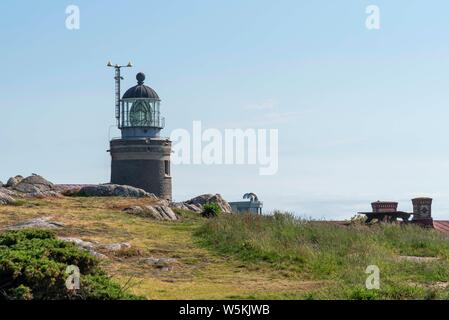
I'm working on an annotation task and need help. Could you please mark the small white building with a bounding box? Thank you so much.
[229,193,263,214]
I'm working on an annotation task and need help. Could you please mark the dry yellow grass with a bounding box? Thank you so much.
[0,197,322,299]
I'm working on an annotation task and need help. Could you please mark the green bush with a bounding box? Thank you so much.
[201,203,221,218]
[0,229,139,300]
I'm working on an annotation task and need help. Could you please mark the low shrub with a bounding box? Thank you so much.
[0,229,140,300]
[201,203,221,218]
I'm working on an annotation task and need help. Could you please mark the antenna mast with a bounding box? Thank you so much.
[107,61,133,125]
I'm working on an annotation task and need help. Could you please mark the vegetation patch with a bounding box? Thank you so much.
[5,197,449,300]
[0,229,140,300]
[201,203,221,218]
[195,212,449,299]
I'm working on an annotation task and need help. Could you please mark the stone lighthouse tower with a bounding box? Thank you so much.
[108,66,172,200]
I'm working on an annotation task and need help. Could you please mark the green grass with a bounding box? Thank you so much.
[195,212,449,299]
[7,199,35,207]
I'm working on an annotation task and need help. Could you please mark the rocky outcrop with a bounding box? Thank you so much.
[77,184,156,198]
[59,237,132,259]
[6,175,24,188]
[0,188,16,205]
[12,175,59,197]
[0,174,61,200]
[144,257,177,271]
[56,184,92,195]
[59,237,97,250]
[1,174,162,202]
[5,217,65,230]
[171,194,232,213]
[171,202,202,213]
[101,242,132,251]
[123,204,178,221]
[59,237,107,259]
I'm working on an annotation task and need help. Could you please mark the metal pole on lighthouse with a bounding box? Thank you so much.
[107,61,132,126]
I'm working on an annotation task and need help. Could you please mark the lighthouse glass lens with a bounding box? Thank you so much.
[129,101,151,126]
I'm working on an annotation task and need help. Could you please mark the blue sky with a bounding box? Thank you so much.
[1,1,449,219]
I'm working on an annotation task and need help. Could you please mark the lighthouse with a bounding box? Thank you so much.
[107,63,172,200]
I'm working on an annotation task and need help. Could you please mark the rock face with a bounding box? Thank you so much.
[59,237,97,251]
[101,242,132,251]
[172,194,232,213]
[78,184,156,198]
[59,237,107,259]
[144,257,177,271]
[6,217,65,230]
[171,202,202,213]
[6,175,24,188]
[0,174,60,200]
[13,175,57,196]
[1,174,160,201]
[0,188,16,205]
[58,237,132,259]
[124,204,178,221]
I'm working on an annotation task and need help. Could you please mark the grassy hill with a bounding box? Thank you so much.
[2,197,449,299]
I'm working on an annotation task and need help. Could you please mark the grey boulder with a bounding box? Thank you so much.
[58,237,131,258]
[59,237,97,251]
[59,237,107,259]
[78,184,156,198]
[102,242,132,251]
[6,217,65,230]
[171,202,203,213]
[6,175,24,188]
[124,204,178,221]
[172,194,232,213]
[144,257,177,270]
[13,175,56,196]
[0,188,16,205]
